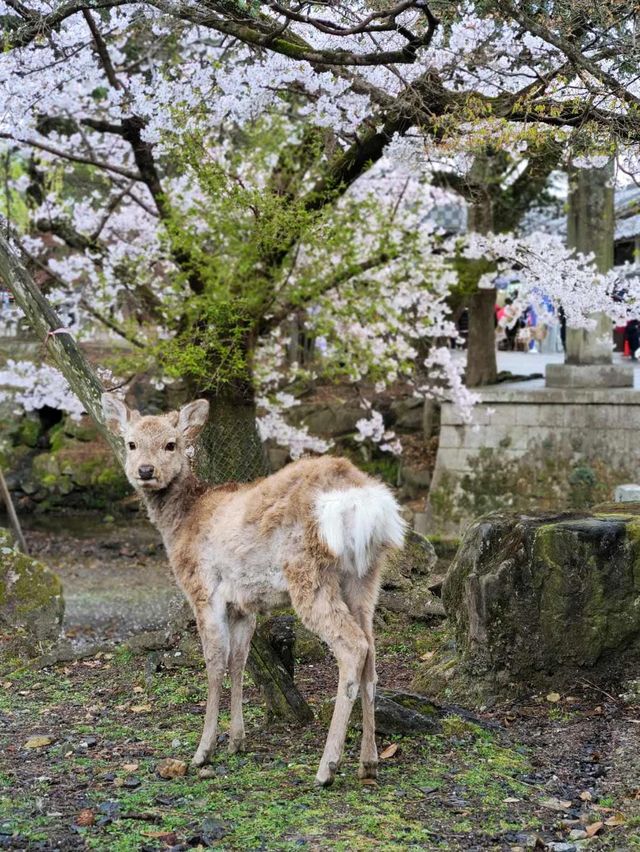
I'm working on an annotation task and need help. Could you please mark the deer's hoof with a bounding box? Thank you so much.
[191,747,214,767]
[314,761,338,788]
[358,760,378,780]
[228,736,245,755]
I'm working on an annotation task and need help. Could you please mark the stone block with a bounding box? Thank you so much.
[515,406,540,426]
[438,425,464,450]
[485,406,516,428]
[441,508,640,692]
[546,363,634,388]
[615,484,640,502]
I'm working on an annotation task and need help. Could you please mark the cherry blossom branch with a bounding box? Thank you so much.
[497,1,640,112]
[82,8,123,90]
[147,0,438,66]
[6,0,131,48]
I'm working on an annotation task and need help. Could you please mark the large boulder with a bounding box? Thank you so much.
[418,508,640,700]
[0,528,64,657]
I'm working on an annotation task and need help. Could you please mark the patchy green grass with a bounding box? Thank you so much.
[0,649,552,852]
[1,619,638,851]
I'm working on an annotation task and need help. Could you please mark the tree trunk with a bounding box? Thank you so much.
[196,383,269,484]
[246,622,314,724]
[0,233,312,725]
[465,161,497,387]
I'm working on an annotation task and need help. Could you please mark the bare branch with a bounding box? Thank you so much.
[0,132,141,181]
[82,8,123,89]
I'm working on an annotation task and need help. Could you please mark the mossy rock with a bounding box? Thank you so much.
[0,528,64,654]
[378,582,445,621]
[17,415,41,448]
[382,529,437,589]
[62,414,99,443]
[319,688,443,735]
[294,623,326,663]
[28,436,127,507]
[440,508,640,694]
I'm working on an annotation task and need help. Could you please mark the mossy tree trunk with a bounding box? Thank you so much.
[0,234,312,724]
[196,381,269,485]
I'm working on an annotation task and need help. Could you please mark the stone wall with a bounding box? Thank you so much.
[427,387,640,534]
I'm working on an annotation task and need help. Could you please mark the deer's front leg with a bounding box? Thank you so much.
[228,610,256,755]
[192,600,229,767]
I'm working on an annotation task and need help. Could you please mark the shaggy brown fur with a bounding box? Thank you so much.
[102,394,404,786]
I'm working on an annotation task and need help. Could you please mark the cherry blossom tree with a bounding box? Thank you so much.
[1,0,639,473]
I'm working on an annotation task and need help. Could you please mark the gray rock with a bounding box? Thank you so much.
[267,446,289,472]
[568,830,588,840]
[390,397,424,430]
[399,466,431,498]
[546,844,576,852]
[378,586,445,620]
[442,508,640,686]
[321,688,443,736]
[287,403,364,437]
[383,529,437,584]
[0,528,64,653]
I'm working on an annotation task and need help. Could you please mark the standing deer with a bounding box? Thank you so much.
[102,394,405,786]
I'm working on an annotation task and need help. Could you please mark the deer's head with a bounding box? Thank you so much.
[102,394,209,491]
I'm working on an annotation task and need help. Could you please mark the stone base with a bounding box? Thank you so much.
[427,385,640,534]
[546,362,633,388]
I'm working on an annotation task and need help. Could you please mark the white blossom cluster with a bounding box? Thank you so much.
[0,2,637,459]
[0,360,85,419]
[255,393,332,459]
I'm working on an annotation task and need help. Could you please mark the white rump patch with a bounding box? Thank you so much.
[314,484,406,576]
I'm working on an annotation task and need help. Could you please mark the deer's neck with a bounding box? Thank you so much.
[140,471,209,548]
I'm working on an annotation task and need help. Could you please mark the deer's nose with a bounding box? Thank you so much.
[138,465,155,480]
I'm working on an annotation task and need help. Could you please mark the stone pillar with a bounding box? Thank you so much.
[546,162,633,388]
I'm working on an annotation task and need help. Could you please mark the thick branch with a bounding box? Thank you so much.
[7,0,130,48]
[0,132,140,181]
[0,231,123,461]
[148,0,437,66]
[82,8,122,89]
[497,1,640,112]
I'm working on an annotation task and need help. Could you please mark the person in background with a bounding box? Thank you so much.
[499,297,521,351]
[625,319,640,360]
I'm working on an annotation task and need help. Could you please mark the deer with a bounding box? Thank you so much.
[102,393,405,787]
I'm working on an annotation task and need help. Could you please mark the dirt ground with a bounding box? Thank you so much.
[1,519,640,851]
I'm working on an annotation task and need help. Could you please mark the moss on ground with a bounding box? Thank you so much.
[1,612,638,851]
[0,647,550,851]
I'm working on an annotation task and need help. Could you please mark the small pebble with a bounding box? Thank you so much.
[198,767,216,779]
[569,830,588,840]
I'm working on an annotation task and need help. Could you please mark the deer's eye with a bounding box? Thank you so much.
[165,441,176,452]
[128,441,136,451]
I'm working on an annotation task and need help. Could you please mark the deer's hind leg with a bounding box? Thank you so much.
[343,571,380,780]
[287,564,368,787]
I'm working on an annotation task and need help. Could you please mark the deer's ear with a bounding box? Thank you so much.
[102,393,137,436]
[178,399,209,440]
